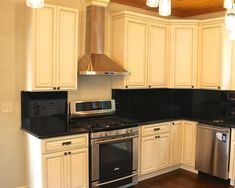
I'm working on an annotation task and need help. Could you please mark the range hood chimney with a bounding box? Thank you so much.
[78,6,129,75]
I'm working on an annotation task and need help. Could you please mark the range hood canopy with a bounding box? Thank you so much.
[78,5,129,76]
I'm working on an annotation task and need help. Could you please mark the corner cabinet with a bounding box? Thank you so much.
[26,134,89,188]
[111,11,169,89]
[170,22,197,88]
[25,4,78,91]
[198,18,232,90]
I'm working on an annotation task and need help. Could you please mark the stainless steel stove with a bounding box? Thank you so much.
[69,99,139,188]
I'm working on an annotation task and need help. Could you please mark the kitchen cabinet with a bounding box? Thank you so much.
[25,4,78,91]
[140,122,170,175]
[111,11,169,89]
[198,18,232,90]
[170,22,197,88]
[26,134,89,188]
[229,129,235,180]
[170,121,183,166]
[182,121,197,167]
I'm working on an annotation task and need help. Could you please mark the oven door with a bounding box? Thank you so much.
[91,135,138,188]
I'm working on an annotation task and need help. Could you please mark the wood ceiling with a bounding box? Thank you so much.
[110,0,225,17]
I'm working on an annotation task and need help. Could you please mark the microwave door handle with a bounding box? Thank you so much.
[93,135,138,145]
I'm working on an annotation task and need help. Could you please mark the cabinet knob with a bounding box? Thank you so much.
[53,87,56,90]
[218,86,221,89]
[172,122,175,125]
[57,87,60,90]
[154,128,160,131]
[155,136,160,139]
[192,86,194,88]
[68,152,71,155]
[149,86,151,88]
[125,86,128,89]
[64,152,67,156]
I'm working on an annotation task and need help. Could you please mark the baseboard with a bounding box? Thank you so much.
[17,185,27,188]
[180,164,198,174]
[230,179,234,186]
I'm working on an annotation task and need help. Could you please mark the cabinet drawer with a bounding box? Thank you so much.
[141,122,170,136]
[42,134,88,153]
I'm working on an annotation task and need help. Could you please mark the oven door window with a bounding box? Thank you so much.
[99,139,133,181]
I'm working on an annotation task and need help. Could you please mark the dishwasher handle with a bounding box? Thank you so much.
[198,124,230,133]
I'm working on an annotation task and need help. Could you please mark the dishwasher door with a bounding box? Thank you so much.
[195,124,230,179]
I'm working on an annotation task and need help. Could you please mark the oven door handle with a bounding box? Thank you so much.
[93,172,138,187]
[93,135,138,145]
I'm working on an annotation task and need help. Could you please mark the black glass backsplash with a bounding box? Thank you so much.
[21,91,68,137]
[112,89,235,123]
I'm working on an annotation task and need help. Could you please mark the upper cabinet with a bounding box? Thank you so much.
[170,22,197,88]
[111,12,169,89]
[198,18,232,90]
[25,4,78,91]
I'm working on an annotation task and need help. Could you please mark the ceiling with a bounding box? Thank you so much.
[110,0,225,17]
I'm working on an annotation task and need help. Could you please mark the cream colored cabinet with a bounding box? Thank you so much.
[198,18,232,90]
[111,11,169,89]
[170,121,183,166]
[182,121,197,167]
[26,134,89,188]
[170,23,197,88]
[148,22,169,88]
[25,4,78,91]
[229,129,235,179]
[140,122,170,175]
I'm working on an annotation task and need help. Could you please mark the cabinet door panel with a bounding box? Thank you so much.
[57,7,78,89]
[34,5,56,89]
[172,26,196,88]
[126,19,147,87]
[157,133,170,170]
[200,26,221,88]
[182,121,196,167]
[43,152,65,188]
[170,122,183,166]
[148,23,168,87]
[69,148,89,188]
[140,136,156,174]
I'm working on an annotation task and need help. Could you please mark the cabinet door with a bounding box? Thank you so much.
[148,23,168,88]
[171,25,197,88]
[198,24,221,89]
[156,133,170,170]
[69,148,89,188]
[125,19,148,87]
[43,152,66,188]
[140,135,156,174]
[33,5,56,90]
[170,121,183,166]
[57,7,78,89]
[182,121,197,167]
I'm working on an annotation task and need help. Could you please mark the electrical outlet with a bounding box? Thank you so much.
[2,102,13,113]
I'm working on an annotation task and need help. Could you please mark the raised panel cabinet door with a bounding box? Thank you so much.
[171,25,197,88]
[57,7,78,89]
[148,23,168,88]
[156,133,170,170]
[69,148,89,188]
[182,121,197,167]
[170,121,183,166]
[126,19,148,87]
[43,152,66,188]
[34,5,56,90]
[140,136,156,174]
[199,25,221,89]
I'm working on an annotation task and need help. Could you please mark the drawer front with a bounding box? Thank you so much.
[142,122,170,136]
[42,134,88,153]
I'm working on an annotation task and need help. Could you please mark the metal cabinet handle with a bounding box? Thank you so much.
[62,141,71,146]
[154,128,160,131]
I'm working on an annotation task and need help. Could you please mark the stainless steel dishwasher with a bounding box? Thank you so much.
[195,123,230,179]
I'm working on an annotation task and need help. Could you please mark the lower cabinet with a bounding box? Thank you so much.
[140,122,171,175]
[140,120,197,176]
[26,133,89,188]
[43,148,88,188]
[182,121,197,167]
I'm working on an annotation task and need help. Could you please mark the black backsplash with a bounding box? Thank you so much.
[112,89,235,124]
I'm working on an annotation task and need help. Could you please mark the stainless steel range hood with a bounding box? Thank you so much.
[78,6,129,76]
